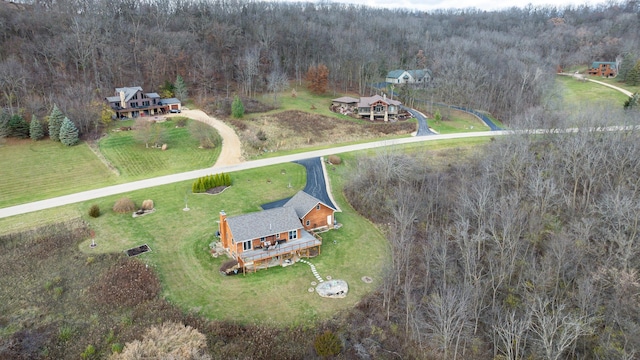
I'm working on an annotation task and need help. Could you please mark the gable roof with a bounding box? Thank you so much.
[160,98,181,105]
[358,94,402,108]
[386,70,408,79]
[332,96,360,104]
[284,191,336,219]
[226,206,302,243]
[590,61,617,69]
[115,87,143,102]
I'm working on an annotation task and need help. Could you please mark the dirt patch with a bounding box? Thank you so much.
[232,110,416,158]
[205,185,228,195]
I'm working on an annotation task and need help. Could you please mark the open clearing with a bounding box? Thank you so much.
[228,110,416,158]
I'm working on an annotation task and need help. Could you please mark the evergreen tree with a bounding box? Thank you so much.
[626,61,640,86]
[48,104,64,142]
[192,180,199,193]
[29,115,44,141]
[160,80,174,98]
[174,75,187,101]
[617,53,637,82]
[9,114,29,138]
[224,173,231,186]
[59,117,79,146]
[231,96,244,118]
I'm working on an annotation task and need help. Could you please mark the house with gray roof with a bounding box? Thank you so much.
[385,69,432,85]
[588,61,617,77]
[105,86,181,119]
[218,191,336,273]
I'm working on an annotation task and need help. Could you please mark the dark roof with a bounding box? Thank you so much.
[226,207,302,243]
[160,98,181,105]
[106,96,120,103]
[284,191,336,219]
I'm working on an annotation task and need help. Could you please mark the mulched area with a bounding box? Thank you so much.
[205,186,228,195]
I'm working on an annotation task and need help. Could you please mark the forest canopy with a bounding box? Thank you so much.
[0,0,638,136]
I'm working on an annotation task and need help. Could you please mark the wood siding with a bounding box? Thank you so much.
[301,203,334,230]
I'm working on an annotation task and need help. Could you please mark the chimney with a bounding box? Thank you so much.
[219,211,228,248]
[119,91,126,108]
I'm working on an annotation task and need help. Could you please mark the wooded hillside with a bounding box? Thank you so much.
[0,0,638,135]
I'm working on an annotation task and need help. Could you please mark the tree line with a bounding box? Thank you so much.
[0,0,638,138]
[343,107,640,359]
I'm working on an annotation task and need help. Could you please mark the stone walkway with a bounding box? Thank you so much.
[299,259,324,283]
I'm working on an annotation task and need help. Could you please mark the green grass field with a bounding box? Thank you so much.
[99,119,220,180]
[66,161,388,326]
[0,118,220,208]
[555,75,630,108]
[0,139,118,208]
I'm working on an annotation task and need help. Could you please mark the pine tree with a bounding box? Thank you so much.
[192,180,199,193]
[231,96,244,118]
[627,61,640,86]
[617,53,637,82]
[30,115,44,141]
[174,75,188,101]
[48,105,64,142]
[9,114,29,138]
[59,117,79,146]
[224,173,231,186]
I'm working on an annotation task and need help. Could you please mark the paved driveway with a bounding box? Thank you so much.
[261,157,338,210]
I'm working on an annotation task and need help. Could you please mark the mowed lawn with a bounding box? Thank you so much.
[0,118,220,208]
[99,119,220,180]
[0,139,118,208]
[555,75,630,108]
[70,161,388,326]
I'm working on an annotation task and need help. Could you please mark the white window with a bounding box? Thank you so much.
[288,230,297,240]
[243,241,252,251]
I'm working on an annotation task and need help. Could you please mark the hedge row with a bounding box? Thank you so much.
[192,172,232,193]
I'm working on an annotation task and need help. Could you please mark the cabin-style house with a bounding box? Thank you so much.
[357,94,402,121]
[105,86,181,119]
[218,191,337,273]
[588,62,617,77]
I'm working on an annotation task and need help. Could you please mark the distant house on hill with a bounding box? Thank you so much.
[385,69,432,85]
[105,86,181,119]
[588,62,617,77]
[218,190,337,273]
[332,94,402,121]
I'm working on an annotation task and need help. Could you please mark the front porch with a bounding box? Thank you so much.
[239,231,322,273]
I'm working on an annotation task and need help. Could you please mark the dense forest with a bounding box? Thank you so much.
[0,0,639,136]
[3,0,640,358]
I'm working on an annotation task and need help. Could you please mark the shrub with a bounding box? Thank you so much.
[111,343,124,354]
[140,199,154,210]
[113,198,136,214]
[9,114,29,138]
[231,95,245,118]
[88,204,100,218]
[314,330,342,357]
[111,322,209,359]
[80,344,96,359]
[58,325,74,342]
[327,155,341,165]
[256,129,267,141]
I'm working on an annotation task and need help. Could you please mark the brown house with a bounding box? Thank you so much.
[105,86,181,119]
[588,62,618,77]
[218,191,337,273]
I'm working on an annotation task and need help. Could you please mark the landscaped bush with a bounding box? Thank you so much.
[327,155,341,165]
[314,330,342,357]
[113,198,136,214]
[88,204,100,218]
[192,172,232,193]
